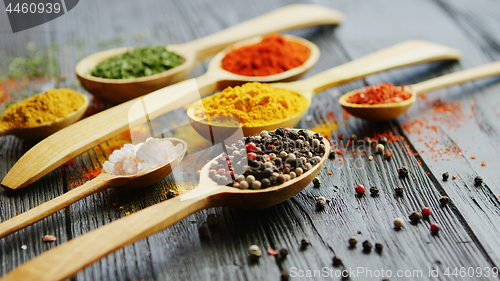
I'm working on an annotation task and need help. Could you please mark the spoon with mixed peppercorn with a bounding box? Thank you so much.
[75,4,344,103]
[187,40,462,139]
[339,60,500,121]
[1,129,330,281]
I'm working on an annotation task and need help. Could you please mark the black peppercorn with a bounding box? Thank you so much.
[395,187,404,196]
[349,134,357,141]
[279,248,288,259]
[474,176,483,186]
[398,166,409,179]
[379,137,388,145]
[439,195,450,206]
[362,240,372,252]
[409,211,422,224]
[442,172,449,181]
[348,236,357,247]
[328,151,336,159]
[280,270,290,281]
[166,189,178,199]
[313,177,321,188]
[332,255,342,266]
[370,186,379,196]
[301,238,310,249]
[375,243,383,253]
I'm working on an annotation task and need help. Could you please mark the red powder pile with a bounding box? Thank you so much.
[346,83,412,105]
[221,34,310,76]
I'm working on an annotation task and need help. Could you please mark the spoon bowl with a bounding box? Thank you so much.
[339,61,500,121]
[0,138,187,239]
[0,93,90,140]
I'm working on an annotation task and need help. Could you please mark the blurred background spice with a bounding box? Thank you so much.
[91,46,184,79]
[221,34,310,76]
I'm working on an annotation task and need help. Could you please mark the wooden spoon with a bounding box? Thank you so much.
[339,61,500,121]
[0,94,89,140]
[0,138,187,239]
[75,4,344,104]
[187,40,463,139]
[0,133,329,281]
[1,40,461,191]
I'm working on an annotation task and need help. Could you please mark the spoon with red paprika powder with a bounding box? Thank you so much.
[339,60,500,121]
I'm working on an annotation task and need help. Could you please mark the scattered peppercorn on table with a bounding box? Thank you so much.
[2,0,500,280]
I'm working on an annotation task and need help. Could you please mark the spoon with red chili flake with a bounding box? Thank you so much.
[339,61,500,121]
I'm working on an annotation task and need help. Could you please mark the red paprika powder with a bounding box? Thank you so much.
[221,34,310,76]
[346,83,412,105]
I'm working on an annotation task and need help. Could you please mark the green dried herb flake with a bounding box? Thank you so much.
[91,46,184,79]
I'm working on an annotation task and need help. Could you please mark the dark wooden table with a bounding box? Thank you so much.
[2,0,500,280]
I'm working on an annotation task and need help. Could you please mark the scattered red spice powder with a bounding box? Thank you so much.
[346,83,412,105]
[471,155,476,159]
[452,175,457,179]
[221,34,310,76]
[327,172,333,175]
[83,167,101,180]
[267,247,279,256]
[481,161,486,166]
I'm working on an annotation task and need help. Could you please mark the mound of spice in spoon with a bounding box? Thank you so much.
[91,46,184,79]
[0,89,85,129]
[208,128,326,189]
[221,33,310,76]
[193,82,308,127]
[346,83,412,104]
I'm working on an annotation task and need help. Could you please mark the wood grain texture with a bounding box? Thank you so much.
[2,0,500,280]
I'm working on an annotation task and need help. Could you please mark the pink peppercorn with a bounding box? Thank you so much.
[355,184,365,196]
[430,223,441,233]
[422,207,431,217]
[246,142,257,152]
[247,152,257,161]
[217,168,226,174]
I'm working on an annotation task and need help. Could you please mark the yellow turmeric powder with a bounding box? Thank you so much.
[194,82,308,127]
[1,89,85,129]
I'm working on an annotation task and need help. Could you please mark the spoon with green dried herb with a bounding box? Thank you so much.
[75,4,344,103]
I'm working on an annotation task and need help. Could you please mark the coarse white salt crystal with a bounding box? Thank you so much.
[103,138,183,176]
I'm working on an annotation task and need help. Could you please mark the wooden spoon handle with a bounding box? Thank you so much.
[411,61,500,94]
[182,4,344,59]
[302,40,462,94]
[1,77,215,191]
[0,195,212,281]
[0,173,115,238]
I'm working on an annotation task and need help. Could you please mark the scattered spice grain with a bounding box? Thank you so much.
[332,255,342,266]
[442,172,449,181]
[474,176,483,186]
[355,184,365,196]
[42,234,57,242]
[301,238,310,249]
[316,196,327,210]
[348,236,358,247]
[422,207,431,217]
[409,211,422,224]
[376,143,385,154]
[394,187,404,196]
[375,243,383,253]
[370,186,379,196]
[394,218,404,229]
[439,196,450,206]
[398,166,409,178]
[249,245,262,261]
[279,248,288,259]
[430,223,441,234]
[313,177,321,188]
[362,240,373,252]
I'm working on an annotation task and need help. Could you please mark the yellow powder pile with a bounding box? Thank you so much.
[1,89,85,129]
[196,82,308,127]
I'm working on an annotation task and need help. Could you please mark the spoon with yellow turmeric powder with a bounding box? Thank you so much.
[0,89,89,140]
[187,40,462,139]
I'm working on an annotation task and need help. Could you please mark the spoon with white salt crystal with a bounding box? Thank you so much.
[0,137,187,239]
